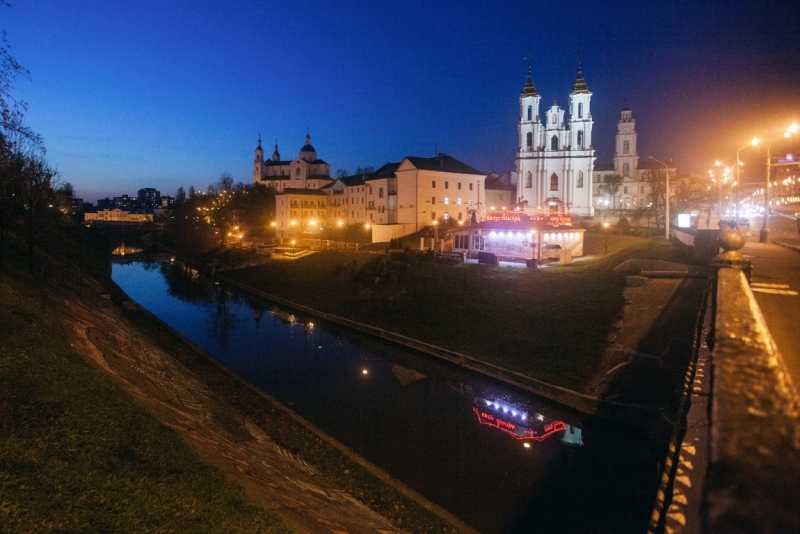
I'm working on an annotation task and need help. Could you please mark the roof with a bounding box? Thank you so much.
[571,67,590,94]
[367,162,401,180]
[405,154,484,175]
[485,171,515,191]
[300,143,316,153]
[594,163,616,172]
[521,70,539,97]
[337,175,366,187]
[278,188,329,196]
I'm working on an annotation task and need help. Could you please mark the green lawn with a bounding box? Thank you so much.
[228,233,692,392]
[0,257,294,533]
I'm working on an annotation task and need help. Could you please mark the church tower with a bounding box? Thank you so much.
[515,66,595,217]
[253,138,264,183]
[613,108,638,180]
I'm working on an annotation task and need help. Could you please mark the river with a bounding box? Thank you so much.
[112,257,663,533]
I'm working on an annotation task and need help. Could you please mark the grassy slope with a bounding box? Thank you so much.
[0,248,293,533]
[229,232,692,392]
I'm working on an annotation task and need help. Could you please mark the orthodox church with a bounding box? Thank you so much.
[515,67,595,217]
[252,134,332,192]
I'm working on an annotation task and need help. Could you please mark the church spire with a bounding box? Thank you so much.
[522,68,539,96]
[572,50,590,94]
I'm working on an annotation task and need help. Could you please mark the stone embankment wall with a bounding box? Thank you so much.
[706,267,800,533]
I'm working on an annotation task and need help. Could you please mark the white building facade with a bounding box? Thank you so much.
[515,68,595,217]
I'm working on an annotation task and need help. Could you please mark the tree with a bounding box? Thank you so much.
[645,168,669,230]
[18,145,58,272]
[175,186,186,205]
[335,168,348,178]
[602,174,623,209]
[188,185,196,198]
[355,166,374,175]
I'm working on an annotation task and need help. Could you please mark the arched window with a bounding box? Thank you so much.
[295,167,301,177]
[577,131,583,148]
[623,163,630,177]
[578,102,583,118]
[551,135,559,150]
[526,132,533,149]
[550,173,558,191]
[623,140,630,154]
[526,171,532,188]
[577,171,584,188]
[527,106,532,121]
[551,113,557,124]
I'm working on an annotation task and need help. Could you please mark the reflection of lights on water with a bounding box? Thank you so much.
[523,442,531,449]
[308,322,314,329]
[537,414,545,421]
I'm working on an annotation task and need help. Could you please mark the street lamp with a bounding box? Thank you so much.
[432,220,439,251]
[603,222,609,254]
[648,156,671,239]
[735,138,759,230]
[756,124,797,243]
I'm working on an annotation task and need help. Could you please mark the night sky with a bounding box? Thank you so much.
[6,0,800,203]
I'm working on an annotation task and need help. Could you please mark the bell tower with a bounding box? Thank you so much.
[253,137,264,183]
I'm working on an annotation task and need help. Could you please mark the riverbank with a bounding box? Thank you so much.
[220,234,706,419]
[0,233,470,533]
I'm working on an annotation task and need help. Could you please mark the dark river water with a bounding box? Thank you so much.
[112,257,664,533]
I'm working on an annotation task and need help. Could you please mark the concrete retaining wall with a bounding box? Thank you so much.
[707,268,800,532]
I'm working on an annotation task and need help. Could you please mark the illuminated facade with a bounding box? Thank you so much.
[252,134,332,192]
[592,108,677,210]
[515,67,595,217]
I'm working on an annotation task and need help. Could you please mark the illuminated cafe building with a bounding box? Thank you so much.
[450,210,585,265]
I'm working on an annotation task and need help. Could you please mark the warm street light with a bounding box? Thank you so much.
[648,156,671,239]
[734,138,759,230]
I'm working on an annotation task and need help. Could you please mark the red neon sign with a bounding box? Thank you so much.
[472,406,566,441]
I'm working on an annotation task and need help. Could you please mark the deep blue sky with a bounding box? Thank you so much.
[6,0,800,202]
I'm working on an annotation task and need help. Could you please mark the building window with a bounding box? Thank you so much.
[445,182,449,189]
[640,185,645,194]
[469,183,473,190]
[444,197,449,205]
[458,212,463,220]
[432,180,436,188]
[379,187,384,198]
[550,173,558,191]
[444,212,449,220]
[623,163,630,177]
[624,186,628,194]
[458,182,461,190]
[469,199,472,206]
[457,198,462,204]
[431,212,436,220]
[551,135,558,150]
[526,171,532,188]
[527,105,532,121]
[295,168,300,177]
[623,140,630,154]
[526,132,532,149]
[431,196,435,204]
[577,130,583,147]
[578,102,583,118]
[551,113,556,124]
[577,171,584,188]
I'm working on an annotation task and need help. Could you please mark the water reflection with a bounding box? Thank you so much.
[112,259,661,534]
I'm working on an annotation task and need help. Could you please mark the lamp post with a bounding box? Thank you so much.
[735,138,759,231]
[757,124,798,243]
[648,156,671,239]
[603,222,609,254]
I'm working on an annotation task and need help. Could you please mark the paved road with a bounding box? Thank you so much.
[741,211,800,393]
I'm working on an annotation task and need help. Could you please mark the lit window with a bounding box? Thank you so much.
[457,198,462,204]
[444,197,449,205]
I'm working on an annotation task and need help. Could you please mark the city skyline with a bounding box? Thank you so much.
[6,0,800,202]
